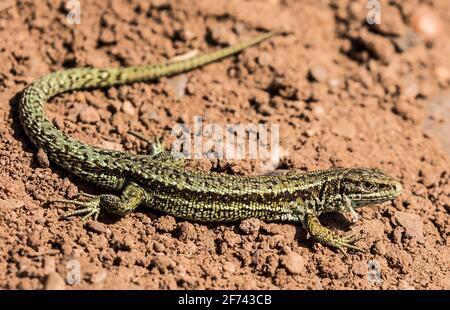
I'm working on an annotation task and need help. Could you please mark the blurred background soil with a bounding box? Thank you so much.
[0,0,449,289]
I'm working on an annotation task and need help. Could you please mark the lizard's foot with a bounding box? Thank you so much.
[304,214,365,255]
[49,182,146,222]
[326,233,365,255]
[50,196,101,222]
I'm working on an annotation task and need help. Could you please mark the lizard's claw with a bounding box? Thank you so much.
[49,196,101,222]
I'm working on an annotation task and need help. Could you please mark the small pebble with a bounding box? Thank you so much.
[257,52,272,66]
[373,240,387,256]
[223,261,237,274]
[176,29,196,42]
[176,222,197,241]
[107,87,118,99]
[78,106,100,124]
[86,221,107,234]
[65,185,78,200]
[90,270,108,284]
[239,218,261,235]
[121,101,135,116]
[223,230,241,247]
[282,252,305,275]
[309,65,328,83]
[411,6,442,40]
[154,216,176,233]
[151,256,175,273]
[153,242,165,253]
[398,280,415,290]
[312,105,325,117]
[393,100,413,120]
[99,29,116,44]
[434,67,449,83]
[208,25,234,45]
[250,89,270,108]
[27,230,41,249]
[392,211,425,243]
[167,74,188,99]
[171,50,199,62]
[328,78,340,89]
[399,77,419,99]
[36,149,50,168]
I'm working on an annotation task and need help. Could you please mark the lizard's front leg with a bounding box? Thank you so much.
[304,214,364,255]
[50,182,146,221]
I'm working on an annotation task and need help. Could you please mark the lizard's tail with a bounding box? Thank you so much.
[116,30,278,84]
[58,30,278,89]
[19,31,277,171]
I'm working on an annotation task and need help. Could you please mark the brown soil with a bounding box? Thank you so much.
[0,0,449,290]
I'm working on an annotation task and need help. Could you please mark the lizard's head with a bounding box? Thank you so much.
[340,168,402,208]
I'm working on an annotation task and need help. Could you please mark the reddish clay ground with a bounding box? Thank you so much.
[0,0,449,289]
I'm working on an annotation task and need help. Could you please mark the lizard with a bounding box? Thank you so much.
[19,30,403,254]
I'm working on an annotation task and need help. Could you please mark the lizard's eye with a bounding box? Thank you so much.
[361,181,375,192]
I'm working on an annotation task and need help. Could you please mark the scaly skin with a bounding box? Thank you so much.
[19,31,403,253]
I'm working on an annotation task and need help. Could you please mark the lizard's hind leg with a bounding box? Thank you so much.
[50,182,146,221]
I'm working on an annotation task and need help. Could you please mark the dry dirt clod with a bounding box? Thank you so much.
[0,198,24,210]
[36,148,50,168]
[44,273,66,290]
[411,6,443,40]
[78,107,101,124]
[175,222,197,241]
[154,216,176,233]
[392,211,425,244]
[86,221,107,234]
[282,252,305,275]
[239,218,261,235]
[167,74,188,99]
[308,65,328,83]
